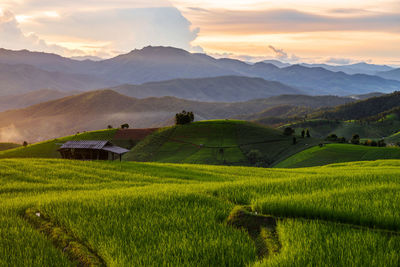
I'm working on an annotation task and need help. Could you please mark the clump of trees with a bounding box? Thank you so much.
[363,139,386,147]
[175,110,194,125]
[107,125,113,129]
[121,123,129,129]
[325,134,346,143]
[22,141,28,147]
[283,127,295,136]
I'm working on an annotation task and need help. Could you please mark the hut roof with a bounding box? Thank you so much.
[102,146,130,154]
[59,140,129,155]
[60,140,110,150]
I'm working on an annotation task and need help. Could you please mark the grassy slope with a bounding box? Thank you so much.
[0,142,21,151]
[0,129,117,159]
[124,120,320,166]
[286,118,400,139]
[1,159,400,266]
[275,143,400,168]
[387,131,400,144]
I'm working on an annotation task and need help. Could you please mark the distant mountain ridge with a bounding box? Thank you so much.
[0,89,78,112]
[377,68,400,82]
[0,46,399,97]
[112,76,303,102]
[0,62,113,96]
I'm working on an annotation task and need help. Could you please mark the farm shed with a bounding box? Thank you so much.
[58,140,129,161]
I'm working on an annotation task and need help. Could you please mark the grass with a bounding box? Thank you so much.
[125,120,319,166]
[0,142,21,151]
[0,129,117,159]
[1,158,400,265]
[275,143,400,168]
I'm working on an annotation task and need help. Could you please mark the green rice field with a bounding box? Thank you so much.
[1,158,400,266]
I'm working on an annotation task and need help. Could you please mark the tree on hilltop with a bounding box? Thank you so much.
[175,110,194,125]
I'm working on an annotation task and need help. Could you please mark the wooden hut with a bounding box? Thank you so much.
[58,140,129,161]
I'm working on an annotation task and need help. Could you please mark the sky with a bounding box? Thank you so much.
[0,0,399,65]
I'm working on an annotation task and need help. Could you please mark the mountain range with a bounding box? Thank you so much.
[0,46,399,98]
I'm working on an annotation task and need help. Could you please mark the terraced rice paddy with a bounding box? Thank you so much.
[1,158,400,266]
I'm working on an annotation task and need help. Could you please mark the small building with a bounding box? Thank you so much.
[58,140,129,161]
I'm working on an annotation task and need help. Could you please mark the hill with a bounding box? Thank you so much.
[386,131,400,144]
[0,142,20,151]
[0,90,355,143]
[125,120,320,166]
[0,47,399,97]
[316,91,400,121]
[2,158,400,265]
[275,144,400,168]
[276,92,400,140]
[112,76,303,102]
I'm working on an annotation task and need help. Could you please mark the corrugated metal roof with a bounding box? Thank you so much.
[60,140,110,150]
[102,146,130,154]
[59,140,130,155]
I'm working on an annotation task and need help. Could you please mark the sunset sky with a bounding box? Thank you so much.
[0,0,399,65]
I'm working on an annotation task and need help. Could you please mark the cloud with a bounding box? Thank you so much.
[268,45,300,63]
[0,9,83,55]
[188,8,400,34]
[268,45,288,59]
[325,57,353,65]
[7,6,202,56]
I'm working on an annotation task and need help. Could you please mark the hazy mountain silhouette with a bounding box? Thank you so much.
[377,68,400,81]
[112,76,303,102]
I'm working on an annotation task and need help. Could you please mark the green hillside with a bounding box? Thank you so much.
[286,118,400,139]
[0,142,21,151]
[124,120,320,166]
[276,143,400,168]
[2,159,400,266]
[0,129,117,159]
[386,131,400,144]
